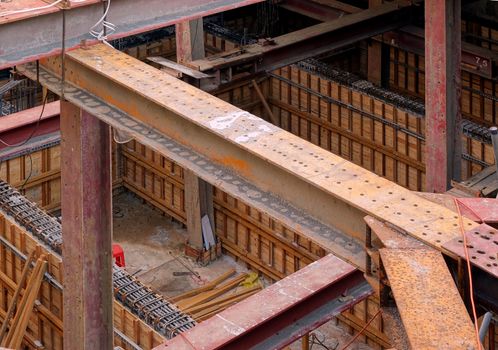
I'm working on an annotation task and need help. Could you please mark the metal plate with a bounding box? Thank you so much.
[442,223,498,278]
[365,216,425,249]
[456,198,498,224]
[380,248,478,350]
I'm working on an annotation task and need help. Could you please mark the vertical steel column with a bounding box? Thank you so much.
[425,0,462,192]
[61,101,113,349]
[176,21,193,64]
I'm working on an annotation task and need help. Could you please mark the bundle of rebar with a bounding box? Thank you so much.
[298,58,426,116]
[0,179,196,339]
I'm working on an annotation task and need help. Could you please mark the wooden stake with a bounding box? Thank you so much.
[0,251,35,343]
[169,268,235,303]
[251,80,278,125]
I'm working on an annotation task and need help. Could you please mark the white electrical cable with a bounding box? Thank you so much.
[89,0,116,47]
[0,0,64,17]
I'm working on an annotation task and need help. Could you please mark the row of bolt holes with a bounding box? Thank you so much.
[458,231,498,267]
[263,140,474,243]
[55,60,472,242]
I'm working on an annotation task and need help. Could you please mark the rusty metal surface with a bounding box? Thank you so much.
[424,0,462,192]
[18,44,481,260]
[154,254,371,350]
[380,248,478,350]
[0,0,264,69]
[442,223,498,278]
[60,102,113,349]
[364,216,425,249]
[456,198,498,223]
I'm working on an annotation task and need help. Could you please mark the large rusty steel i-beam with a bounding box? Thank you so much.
[18,44,480,270]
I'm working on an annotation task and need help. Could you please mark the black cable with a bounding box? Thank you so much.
[0,93,49,188]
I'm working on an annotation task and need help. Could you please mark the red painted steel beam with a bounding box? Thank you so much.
[154,254,372,350]
[0,0,263,69]
[60,101,113,349]
[425,0,462,193]
[0,101,60,151]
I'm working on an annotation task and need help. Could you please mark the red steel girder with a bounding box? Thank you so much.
[0,0,263,69]
[154,254,372,350]
[0,101,60,152]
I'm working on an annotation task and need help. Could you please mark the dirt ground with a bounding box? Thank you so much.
[112,191,249,298]
[112,191,373,350]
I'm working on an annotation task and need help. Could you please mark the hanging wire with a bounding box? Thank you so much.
[89,0,116,47]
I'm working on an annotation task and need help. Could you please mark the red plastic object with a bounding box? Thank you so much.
[112,244,125,267]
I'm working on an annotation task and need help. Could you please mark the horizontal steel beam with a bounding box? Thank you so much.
[154,254,372,350]
[0,101,60,152]
[0,0,263,69]
[189,0,415,72]
[18,45,479,270]
[280,1,497,78]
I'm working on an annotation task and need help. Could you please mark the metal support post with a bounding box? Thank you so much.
[425,0,462,192]
[61,101,113,349]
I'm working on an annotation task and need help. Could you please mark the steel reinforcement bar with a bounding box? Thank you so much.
[0,180,196,339]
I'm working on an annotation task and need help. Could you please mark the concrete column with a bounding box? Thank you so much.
[61,101,113,349]
[425,0,462,192]
[176,18,212,250]
[190,18,205,61]
[184,169,214,250]
[175,18,205,63]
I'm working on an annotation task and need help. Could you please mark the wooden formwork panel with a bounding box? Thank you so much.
[269,65,425,191]
[205,32,239,55]
[0,142,120,214]
[388,45,497,178]
[0,145,61,212]
[462,19,498,53]
[122,140,186,223]
[0,211,165,349]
